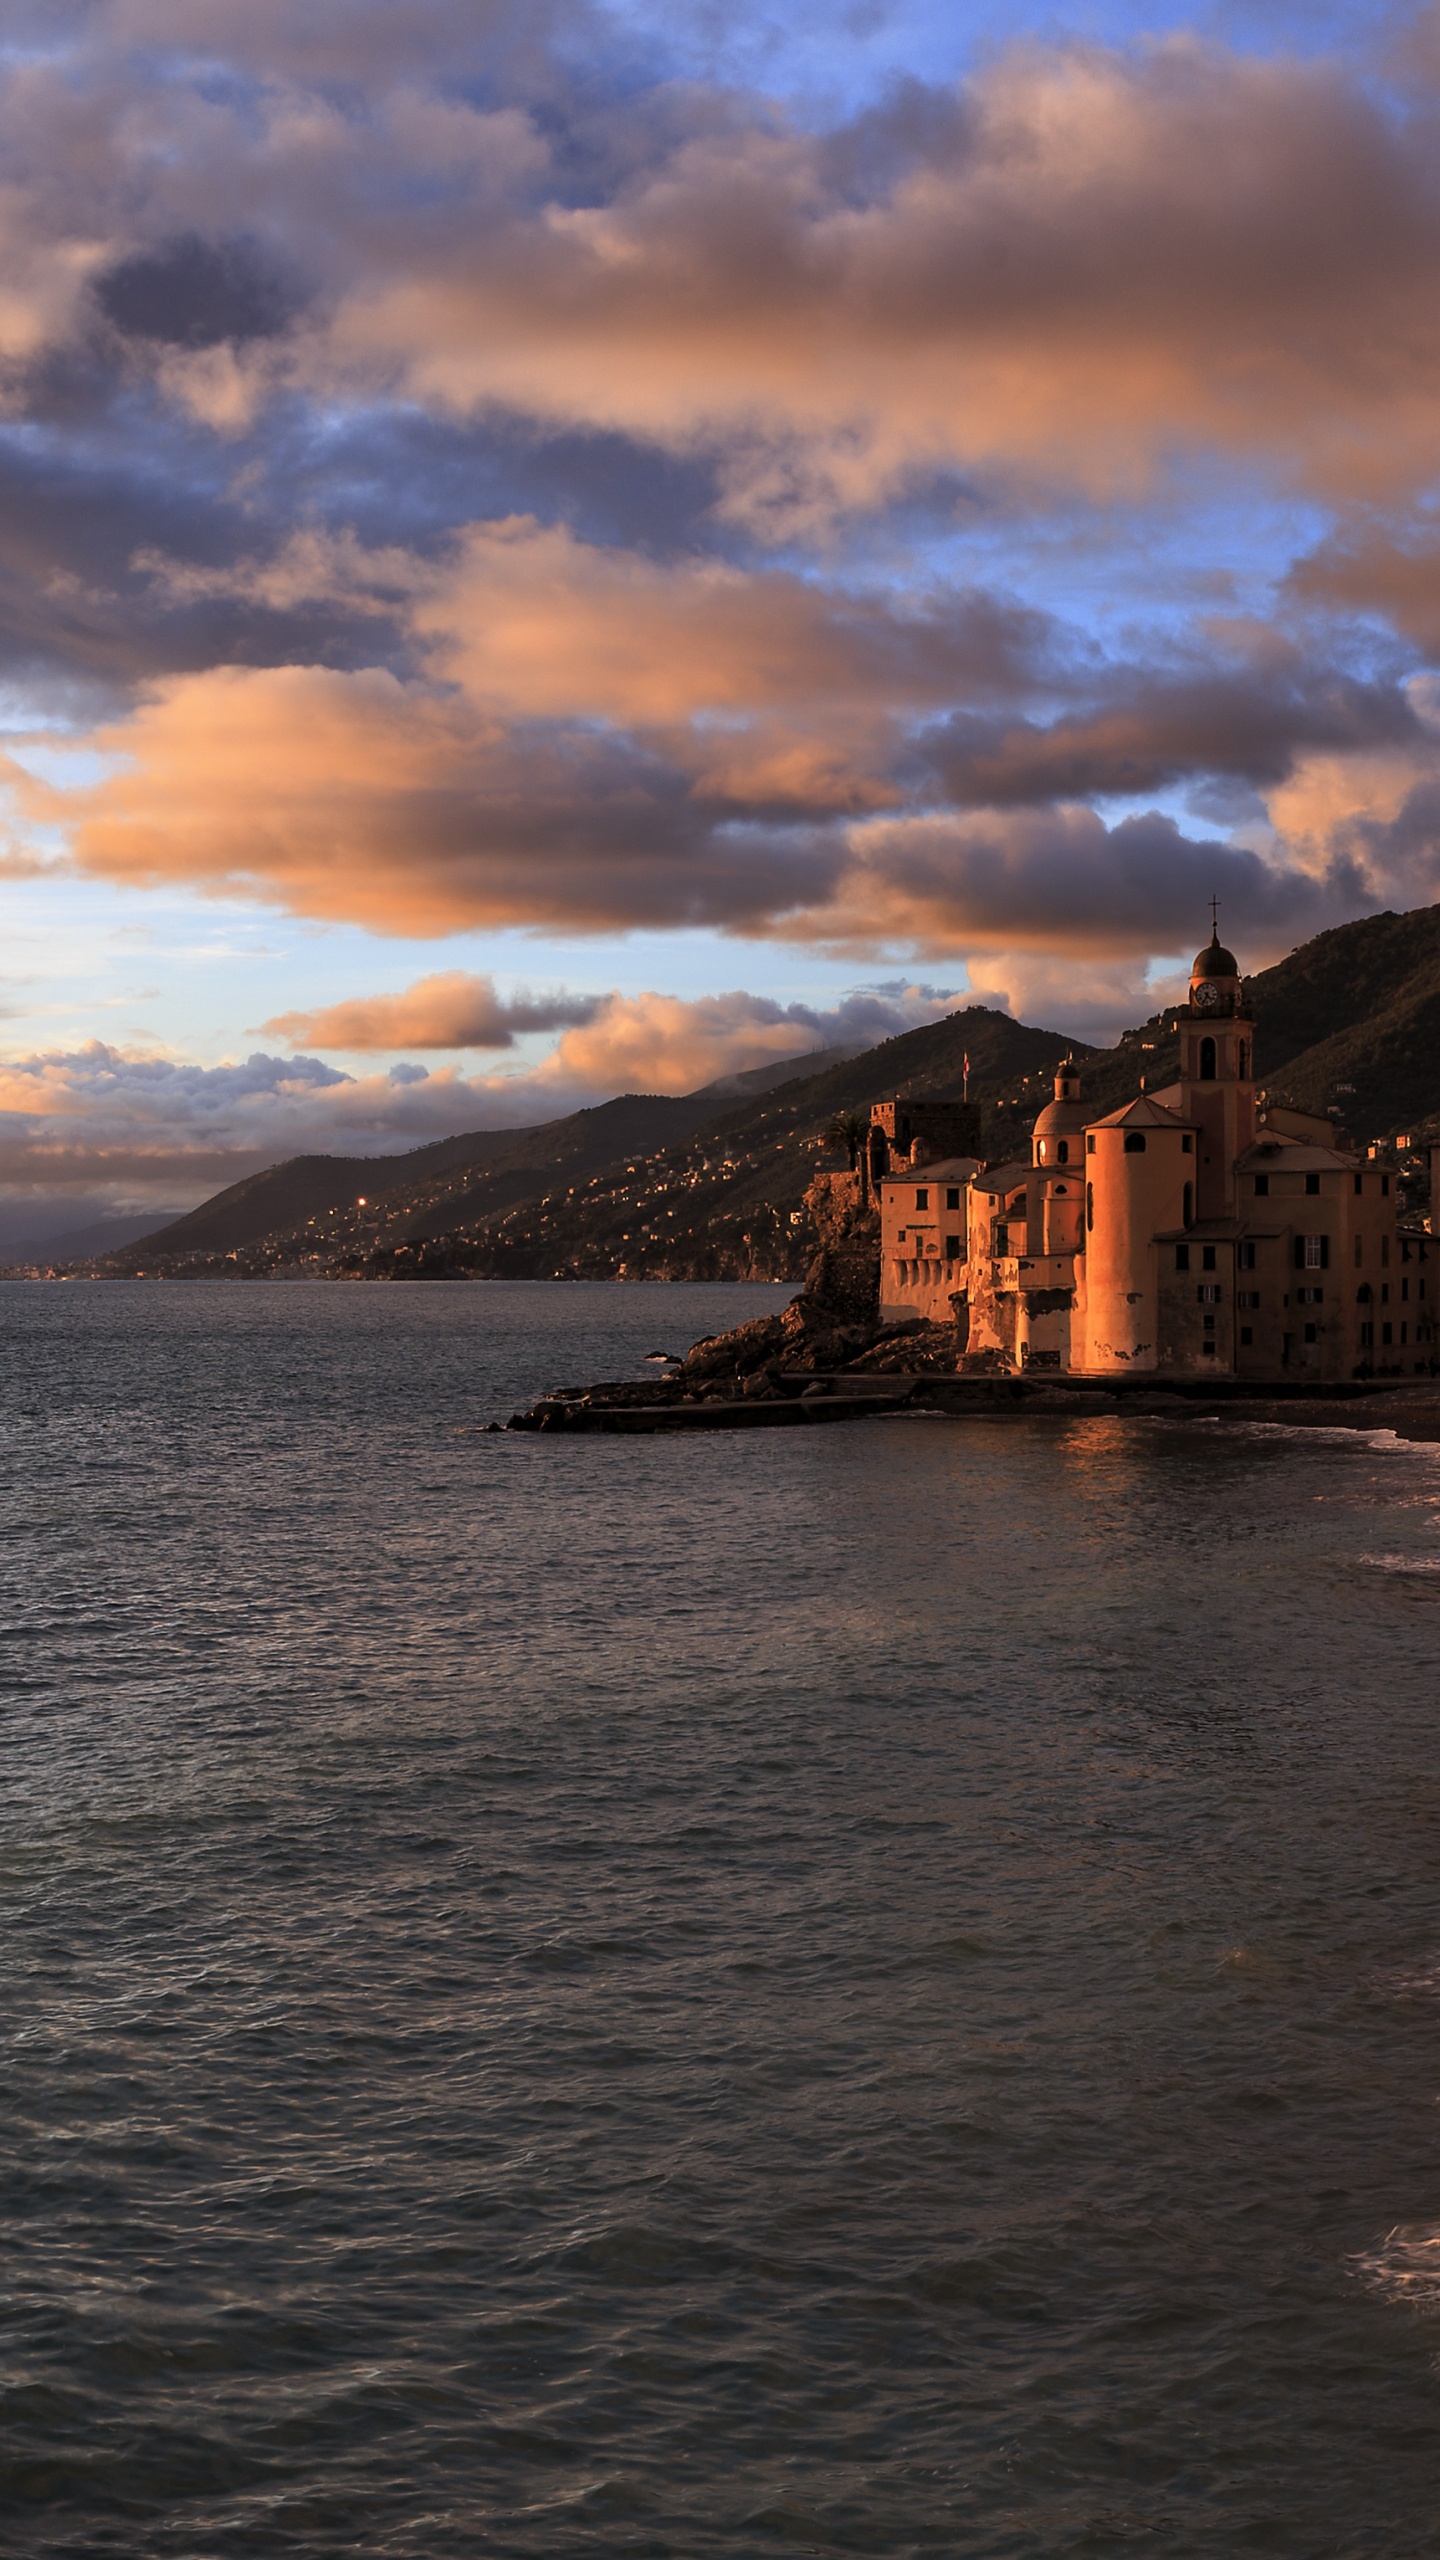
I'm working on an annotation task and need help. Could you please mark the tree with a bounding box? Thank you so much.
[824,1110,867,1171]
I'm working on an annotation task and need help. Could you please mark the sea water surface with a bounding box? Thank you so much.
[3,1278,1440,2557]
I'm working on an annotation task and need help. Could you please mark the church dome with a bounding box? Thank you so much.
[1192,927,1238,980]
[1033,1059,1087,1165]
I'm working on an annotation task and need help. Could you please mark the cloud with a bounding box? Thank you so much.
[0,979,962,1214]
[7,17,1440,518]
[7,25,1440,516]
[528,980,958,1093]
[1287,521,1440,655]
[802,804,1359,959]
[6,4,1440,1028]
[922,666,1423,809]
[262,969,601,1050]
[94,232,302,350]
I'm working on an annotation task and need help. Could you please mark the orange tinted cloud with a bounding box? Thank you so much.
[264,970,598,1049]
[300,40,1440,517]
[12,25,1440,511]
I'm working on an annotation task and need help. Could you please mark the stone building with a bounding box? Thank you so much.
[877,925,1436,1380]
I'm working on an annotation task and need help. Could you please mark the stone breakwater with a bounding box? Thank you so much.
[505,1370,1440,1437]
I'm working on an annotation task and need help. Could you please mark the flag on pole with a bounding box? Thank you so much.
[963,1051,971,1101]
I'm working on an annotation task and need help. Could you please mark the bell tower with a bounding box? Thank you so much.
[1177,910,1255,1218]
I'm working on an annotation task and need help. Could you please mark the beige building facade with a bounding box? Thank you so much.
[877,927,1436,1380]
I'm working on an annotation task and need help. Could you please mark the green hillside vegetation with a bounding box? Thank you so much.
[71,900,1440,1285]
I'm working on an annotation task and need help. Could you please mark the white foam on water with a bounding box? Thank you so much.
[1373,1956,1440,1999]
[1354,2227,1440,2309]
[1360,1553,1440,1574]
[1223,1423,1433,1452]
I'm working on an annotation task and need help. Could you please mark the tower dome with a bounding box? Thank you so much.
[1033,1059,1087,1167]
[1191,925,1239,981]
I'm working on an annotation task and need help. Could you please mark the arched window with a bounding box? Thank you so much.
[1183,1181,1193,1228]
[1086,1182,1094,1233]
[1199,1036,1217,1081]
[1123,1132,1147,1153]
[1057,1139,1069,1163]
[1054,1184,1068,1196]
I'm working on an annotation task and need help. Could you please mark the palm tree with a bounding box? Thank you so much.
[824,1110,867,1171]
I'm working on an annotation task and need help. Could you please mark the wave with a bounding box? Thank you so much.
[1354,2226,1440,2309]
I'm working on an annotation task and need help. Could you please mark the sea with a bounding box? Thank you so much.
[3,1277,1440,2558]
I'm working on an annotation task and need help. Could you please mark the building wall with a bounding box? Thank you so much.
[1076,1124,1193,1371]
[878,1168,970,1324]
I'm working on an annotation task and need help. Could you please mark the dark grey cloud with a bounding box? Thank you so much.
[919,668,1423,810]
[94,234,303,350]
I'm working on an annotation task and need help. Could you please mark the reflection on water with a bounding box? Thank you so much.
[1,1281,1440,2557]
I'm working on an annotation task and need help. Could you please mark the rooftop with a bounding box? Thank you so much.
[878,1156,981,1187]
[1090,1094,1193,1131]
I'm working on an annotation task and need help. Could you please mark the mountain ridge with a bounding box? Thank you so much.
[32,902,1440,1282]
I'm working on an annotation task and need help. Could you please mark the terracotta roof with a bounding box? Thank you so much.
[1237,1139,1356,1171]
[1089,1094,1193,1130]
[878,1156,980,1186]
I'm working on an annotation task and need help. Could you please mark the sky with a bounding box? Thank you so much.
[6,0,1440,1246]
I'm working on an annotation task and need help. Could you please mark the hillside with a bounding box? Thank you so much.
[68,900,1440,1285]
[94,1007,1073,1282]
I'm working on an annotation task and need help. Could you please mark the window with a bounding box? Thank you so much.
[1199,1037,1216,1080]
[1402,1277,1410,1302]
[1086,1182,1094,1232]
[1297,1286,1324,1305]
[1383,1322,1393,1346]
[1054,1184,1068,1196]
[1360,1322,1374,1348]
[915,1188,929,1210]
[1202,1342,1218,1357]
[1056,1140,1069,1164]
[1382,1282,1390,1304]
[1182,1182,1193,1228]
[1087,1135,1096,1154]
[1402,1239,1413,1262]
[1202,1245,1217,1271]
[1198,1284,1222,1304]
[946,1188,960,1210]
[1239,1290,1260,1308]
[1357,1283,1372,1304]
[1382,1175,1391,1196]
[1238,1242,1256,1269]
[1354,1173,1363,1195]
[1305,1173,1321,1195]
[1123,1132,1147,1153]
[1254,1174,1269,1196]
[945,1235,960,1261]
[1203,1312,1216,1332]
[1304,1323,1318,1344]
[1240,1325,1254,1346]
[1175,1244,1191,1271]
[1297,1234,1329,1270]
[995,1222,1009,1255]
[1182,1134,1193,1154]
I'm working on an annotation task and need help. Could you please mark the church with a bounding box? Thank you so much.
[875,926,1435,1381]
